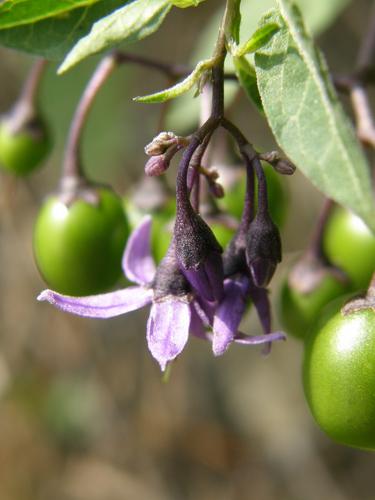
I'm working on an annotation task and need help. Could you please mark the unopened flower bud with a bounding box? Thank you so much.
[145,131,178,156]
[259,151,296,175]
[259,151,280,164]
[145,154,170,176]
[208,181,225,198]
[246,213,281,288]
[273,159,296,175]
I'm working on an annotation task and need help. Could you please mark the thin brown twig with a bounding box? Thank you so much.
[335,1,375,150]
[115,50,237,81]
[349,83,375,148]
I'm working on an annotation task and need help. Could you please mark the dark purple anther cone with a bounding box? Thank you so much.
[245,212,281,288]
[152,239,191,300]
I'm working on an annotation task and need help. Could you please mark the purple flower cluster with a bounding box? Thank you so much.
[38,150,286,371]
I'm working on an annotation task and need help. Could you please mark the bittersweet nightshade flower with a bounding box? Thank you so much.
[38,216,204,371]
[212,158,285,354]
[38,214,284,370]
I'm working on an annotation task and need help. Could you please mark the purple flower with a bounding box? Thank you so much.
[212,158,286,355]
[212,274,285,356]
[38,217,202,372]
[38,215,285,371]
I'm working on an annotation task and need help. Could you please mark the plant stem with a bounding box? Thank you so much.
[18,58,48,112]
[220,118,268,219]
[176,117,219,208]
[62,54,117,179]
[9,59,48,132]
[237,155,255,232]
[177,0,241,208]
[306,198,334,260]
[115,50,238,80]
[335,2,375,149]
[357,0,375,74]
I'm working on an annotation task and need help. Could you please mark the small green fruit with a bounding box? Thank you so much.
[323,206,375,290]
[34,187,129,296]
[303,300,375,450]
[0,114,50,176]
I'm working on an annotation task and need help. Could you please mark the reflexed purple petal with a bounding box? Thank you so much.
[249,283,272,354]
[37,287,152,318]
[212,277,250,356]
[181,252,224,303]
[250,284,271,334]
[189,303,208,340]
[193,298,214,328]
[250,257,276,288]
[204,251,224,301]
[146,300,190,371]
[122,216,156,285]
[234,331,286,345]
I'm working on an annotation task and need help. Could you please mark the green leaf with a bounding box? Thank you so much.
[234,23,279,56]
[59,0,171,73]
[166,0,350,131]
[0,0,127,60]
[0,0,101,30]
[254,3,375,231]
[134,58,214,103]
[233,55,263,112]
[226,0,241,45]
[170,0,206,7]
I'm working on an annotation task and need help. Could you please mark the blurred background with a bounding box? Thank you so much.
[0,1,374,499]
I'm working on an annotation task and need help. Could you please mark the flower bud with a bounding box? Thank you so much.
[208,181,225,199]
[144,154,170,176]
[259,151,296,175]
[145,131,178,156]
[273,159,296,175]
[246,213,281,287]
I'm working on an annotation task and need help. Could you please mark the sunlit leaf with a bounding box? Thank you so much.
[0,0,127,60]
[234,23,279,56]
[134,58,214,103]
[166,0,350,131]
[59,0,172,73]
[255,2,375,230]
[0,0,102,29]
[233,55,263,112]
[170,0,206,7]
